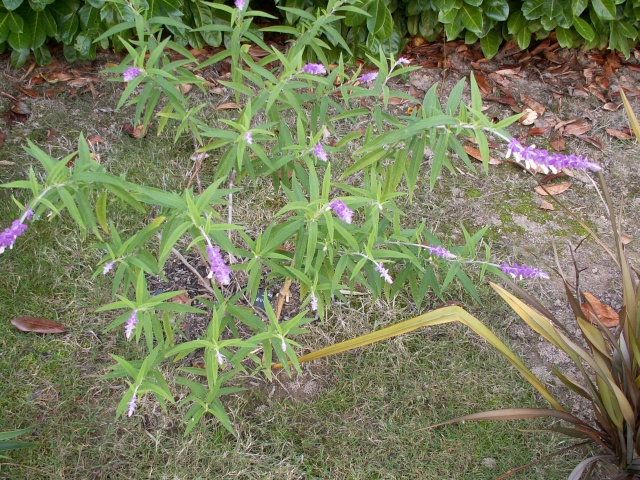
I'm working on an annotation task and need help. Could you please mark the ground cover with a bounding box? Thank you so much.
[1,38,639,479]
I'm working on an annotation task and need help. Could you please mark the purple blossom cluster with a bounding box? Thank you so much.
[375,262,393,284]
[428,244,456,259]
[124,310,138,339]
[506,138,602,173]
[329,200,353,224]
[215,349,226,366]
[206,245,232,285]
[313,143,328,162]
[123,67,142,82]
[501,263,550,280]
[302,63,326,75]
[103,261,115,275]
[244,131,253,144]
[310,293,318,311]
[127,392,137,417]
[0,208,33,254]
[235,0,247,9]
[359,71,378,83]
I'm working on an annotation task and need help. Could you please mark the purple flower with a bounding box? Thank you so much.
[310,293,318,311]
[280,336,287,352]
[206,245,232,285]
[397,57,410,65]
[302,63,326,75]
[505,138,601,173]
[124,310,138,339]
[0,214,31,254]
[25,207,34,221]
[428,244,456,259]
[123,67,142,82]
[103,261,115,275]
[375,262,393,284]
[313,143,328,162]
[244,131,253,144]
[127,392,137,417]
[501,263,550,280]
[359,71,378,83]
[235,0,247,9]
[329,200,353,224]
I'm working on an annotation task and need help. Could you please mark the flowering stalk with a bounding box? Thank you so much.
[309,293,318,311]
[506,138,601,173]
[352,252,394,284]
[313,143,328,162]
[127,386,139,417]
[123,67,142,82]
[329,200,353,224]
[206,245,232,285]
[124,310,138,339]
[0,207,33,254]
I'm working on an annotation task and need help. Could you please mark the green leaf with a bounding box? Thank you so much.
[572,15,595,41]
[522,0,546,19]
[591,0,616,20]
[2,0,23,10]
[479,29,502,58]
[366,0,393,38]
[458,3,483,34]
[8,25,30,50]
[483,0,509,21]
[26,9,56,49]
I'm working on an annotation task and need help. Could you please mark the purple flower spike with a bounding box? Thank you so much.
[375,262,393,284]
[359,71,378,83]
[124,310,138,339]
[127,392,137,417]
[216,350,226,366]
[235,0,247,9]
[103,261,115,275]
[505,138,601,173]
[501,263,550,280]
[302,63,326,75]
[244,131,253,144]
[329,200,353,224]
[123,67,142,82]
[25,207,34,221]
[310,293,318,311]
[428,244,456,259]
[397,57,410,65]
[313,143,328,162]
[206,245,232,285]
[0,216,31,255]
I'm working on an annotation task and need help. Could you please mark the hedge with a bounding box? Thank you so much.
[0,0,638,68]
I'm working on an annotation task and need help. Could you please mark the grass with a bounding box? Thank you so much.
[2,55,636,479]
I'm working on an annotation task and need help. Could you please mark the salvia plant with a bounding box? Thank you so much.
[1,4,619,469]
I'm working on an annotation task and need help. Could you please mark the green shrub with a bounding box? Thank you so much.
[1,0,639,68]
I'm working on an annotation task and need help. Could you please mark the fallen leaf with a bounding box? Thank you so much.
[527,126,549,137]
[519,108,538,125]
[579,135,604,150]
[621,235,632,245]
[595,76,610,90]
[562,119,591,136]
[121,123,147,138]
[539,199,555,210]
[534,182,571,195]
[581,291,619,328]
[606,128,632,140]
[550,133,566,151]
[87,135,104,146]
[462,145,501,165]
[485,95,517,106]
[14,84,39,99]
[177,84,192,95]
[0,129,4,148]
[10,100,31,115]
[46,129,56,142]
[603,102,621,111]
[171,293,191,305]
[495,67,521,76]
[472,72,491,94]
[387,97,406,105]
[521,94,545,114]
[216,102,243,110]
[11,317,66,333]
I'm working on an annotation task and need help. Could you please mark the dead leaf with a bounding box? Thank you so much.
[579,135,604,150]
[462,145,501,165]
[562,119,591,136]
[606,128,632,140]
[519,108,538,125]
[485,95,517,106]
[521,94,545,114]
[171,292,191,305]
[87,135,104,146]
[603,102,621,111]
[539,199,555,210]
[621,235,632,245]
[216,102,243,110]
[10,100,31,115]
[495,67,521,76]
[177,84,192,95]
[0,129,4,148]
[550,133,566,151]
[581,291,619,328]
[121,123,147,138]
[472,72,491,94]
[11,317,66,333]
[14,84,39,99]
[534,182,571,195]
[387,97,406,105]
[527,126,549,137]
